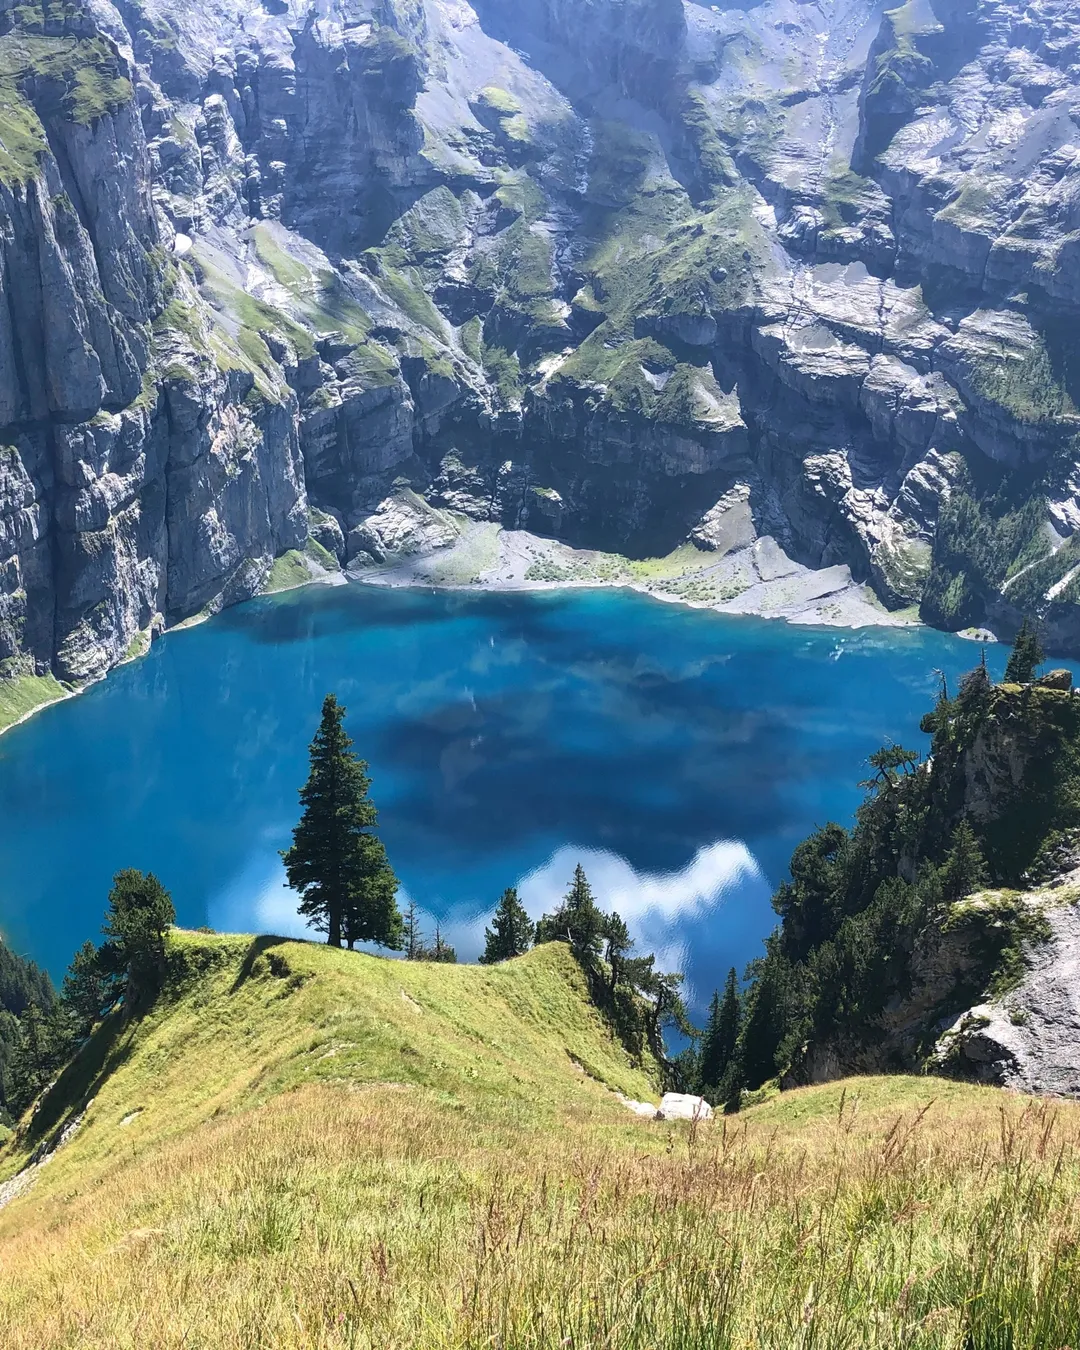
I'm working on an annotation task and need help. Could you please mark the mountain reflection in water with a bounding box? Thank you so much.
[1,583,1061,1015]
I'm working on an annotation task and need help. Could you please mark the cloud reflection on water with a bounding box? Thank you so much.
[515,841,772,1002]
[209,835,774,1012]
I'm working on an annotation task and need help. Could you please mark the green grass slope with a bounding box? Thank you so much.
[1,932,1078,1349]
[0,670,71,734]
[0,932,657,1189]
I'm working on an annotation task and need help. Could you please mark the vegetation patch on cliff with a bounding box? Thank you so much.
[966,326,1078,429]
[720,649,1080,1098]
[921,474,1051,630]
[0,670,70,734]
[0,18,132,185]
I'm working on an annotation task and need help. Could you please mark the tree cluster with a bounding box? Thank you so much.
[921,485,1047,632]
[473,869,689,1077]
[479,888,534,964]
[693,969,742,1107]
[1003,618,1044,685]
[724,646,1076,1098]
[1,870,175,1122]
[401,899,457,963]
[532,865,691,1073]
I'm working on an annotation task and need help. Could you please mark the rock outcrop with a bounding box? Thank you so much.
[3,0,1080,699]
[935,888,1080,1097]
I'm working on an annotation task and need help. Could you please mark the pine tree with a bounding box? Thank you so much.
[602,910,633,996]
[5,1001,73,1118]
[645,969,692,1064]
[479,888,535,964]
[861,745,919,794]
[535,865,605,968]
[428,923,457,964]
[61,940,117,1038]
[342,835,401,951]
[282,695,402,951]
[402,898,425,960]
[103,869,175,1006]
[940,819,988,902]
[737,950,799,1090]
[1004,618,1044,685]
[959,650,991,705]
[0,942,53,1018]
[0,1008,19,1114]
[698,990,722,1087]
[698,968,741,1097]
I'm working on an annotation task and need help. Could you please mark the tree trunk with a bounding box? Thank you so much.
[328,906,342,947]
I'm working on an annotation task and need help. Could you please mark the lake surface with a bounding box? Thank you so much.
[0,584,1066,1014]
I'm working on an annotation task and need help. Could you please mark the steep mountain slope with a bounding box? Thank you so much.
[733,660,1080,1095]
[1,930,1078,1347]
[2,0,1080,706]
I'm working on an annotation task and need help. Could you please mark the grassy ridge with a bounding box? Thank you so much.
[0,933,656,1185]
[1,934,1079,1347]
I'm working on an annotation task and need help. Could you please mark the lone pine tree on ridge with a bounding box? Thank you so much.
[282,694,403,951]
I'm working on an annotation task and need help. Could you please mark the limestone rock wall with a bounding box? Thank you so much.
[4,0,1080,695]
[0,19,307,683]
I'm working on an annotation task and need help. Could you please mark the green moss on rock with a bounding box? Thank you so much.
[0,25,133,185]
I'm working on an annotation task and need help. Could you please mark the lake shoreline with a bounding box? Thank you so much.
[0,569,347,743]
[349,521,926,632]
[0,524,1000,743]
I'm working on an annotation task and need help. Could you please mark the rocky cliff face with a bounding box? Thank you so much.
[783,672,1080,1097]
[3,0,1080,695]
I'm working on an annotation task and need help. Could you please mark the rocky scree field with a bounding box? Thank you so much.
[3,0,1080,721]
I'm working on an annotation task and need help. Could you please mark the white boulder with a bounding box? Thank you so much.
[655,1093,713,1122]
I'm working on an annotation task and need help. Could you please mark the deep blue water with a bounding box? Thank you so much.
[0,584,1070,1014]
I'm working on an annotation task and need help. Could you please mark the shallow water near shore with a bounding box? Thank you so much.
[0,584,1072,1011]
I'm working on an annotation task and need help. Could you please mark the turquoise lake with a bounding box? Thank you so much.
[0,583,1068,1013]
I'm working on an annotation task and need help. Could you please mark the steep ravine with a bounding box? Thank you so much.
[3,0,1080,708]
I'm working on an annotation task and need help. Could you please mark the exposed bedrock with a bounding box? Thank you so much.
[3,0,1080,699]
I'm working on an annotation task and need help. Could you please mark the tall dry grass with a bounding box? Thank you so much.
[2,1079,1078,1349]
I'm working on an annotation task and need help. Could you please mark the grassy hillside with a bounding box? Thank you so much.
[1,933,1079,1348]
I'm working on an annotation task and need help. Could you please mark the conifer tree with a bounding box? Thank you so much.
[698,967,741,1097]
[0,1008,18,1114]
[602,910,633,996]
[535,864,605,968]
[5,1001,73,1117]
[428,923,457,964]
[402,898,425,960]
[479,888,534,964]
[959,650,991,705]
[1004,618,1044,685]
[103,869,175,1006]
[283,695,402,951]
[940,819,988,902]
[644,969,693,1060]
[0,943,53,1018]
[61,940,117,1038]
[737,949,797,1090]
